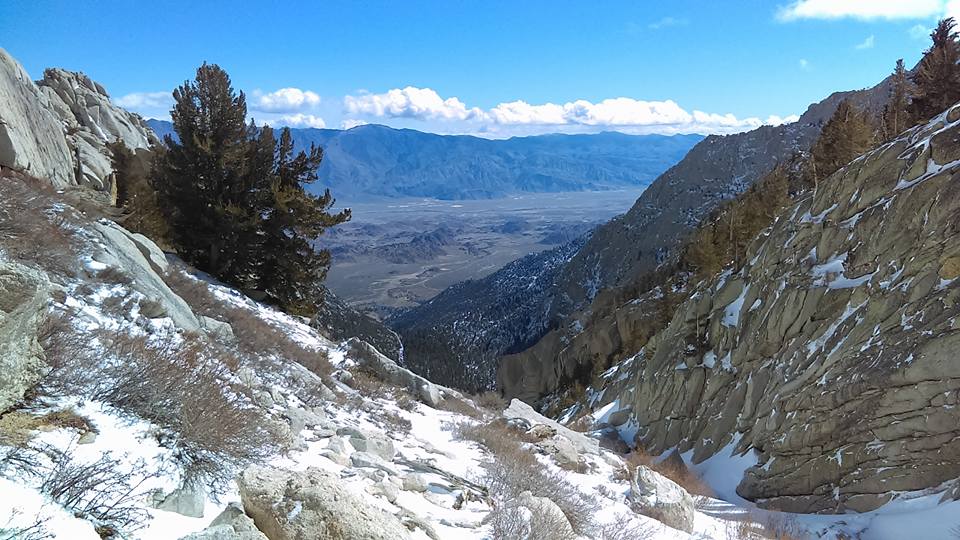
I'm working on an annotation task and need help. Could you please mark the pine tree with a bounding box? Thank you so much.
[810,99,875,185]
[153,63,350,314]
[882,59,914,139]
[911,18,960,120]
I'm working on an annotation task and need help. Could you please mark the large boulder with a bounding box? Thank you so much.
[178,503,268,540]
[90,220,200,332]
[503,399,599,456]
[347,338,443,407]
[0,260,51,411]
[628,466,695,533]
[237,465,412,540]
[0,48,75,188]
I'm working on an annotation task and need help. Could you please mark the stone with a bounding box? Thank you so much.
[525,424,556,441]
[401,473,429,492]
[325,435,352,456]
[347,338,444,407]
[350,451,399,476]
[201,316,235,343]
[238,465,412,540]
[0,261,51,411]
[339,427,396,460]
[91,220,200,332]
[152,484,206,518]
[503,399,599,455]
[537,436,581,469]
[366,478,400,504]
[178,503,267,540]
[503,491,576,540]
[628,466,695,533]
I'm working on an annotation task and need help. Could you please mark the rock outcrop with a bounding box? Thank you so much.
[237,465,412,540]
[587,103,960,512]
[0,48,155,194]
[0,49,75,188]
[178,503,268,540]
[629,466,695,533]
[0,260,51,411]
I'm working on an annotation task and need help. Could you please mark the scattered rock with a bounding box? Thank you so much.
[178,502,267,540]
[338,426,396,460]
[350,451,399,476]
[628,466,695,533]
[238,465,412,540]
[537,436,581,469]
[347,338,444,407]
[152,484,206,518]
[201,316,235,343]
[402,473,429,493]
[504,399,599,455]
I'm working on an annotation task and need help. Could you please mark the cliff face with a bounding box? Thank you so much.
[0,48,155,194]
[498,80,895,402]
[562,104,960,514]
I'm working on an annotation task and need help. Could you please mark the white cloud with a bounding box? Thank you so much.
[252,88,321,113]
[114,91,173,110]
[648,16,687,30]
[855,35,876,49]
[340,119,368,130]
[265,113,326,129]
[777,0,943,21]
[799,58,811,70]
[344,86,485,121]
[344,87,797,135]
[910,23,932,40]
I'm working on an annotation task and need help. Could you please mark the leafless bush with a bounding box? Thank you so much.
[38,314,283,491]
[597,518,655,540]
[0,173,80,279]
[760,514,805,540]
[40,449,153,534]
[163,268,333,377]
[91,330,283,488]
[455,420,595,537]
[437,395,484,419]
[474,391,506,412]
[0,509,50,540]
[93,266,133,285]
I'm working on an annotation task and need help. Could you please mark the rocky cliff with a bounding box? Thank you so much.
[398,75,894,391]
[546,103,960,514]
[0,48,155,194]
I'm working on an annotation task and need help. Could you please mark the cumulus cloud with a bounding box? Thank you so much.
[910,23,932,40]
[114,91,173,111]
[344,87,797,135]
[777,0,943,21]
[264,113,326,129]
[855,35,876,50]
[252,88,321,113]
[344,86,485,121]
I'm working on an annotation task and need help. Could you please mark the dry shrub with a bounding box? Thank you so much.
[597,518,654,540]
[760,514,806,540]
[0,509,50,540]
[163,268,333,377]
[93,266,133,285]
[0,173,80,278]
[40,449,154,534]
[454,420,595,537]
[436,395,484,419]
[0,411,42,448]
[474,391,506,412]
[38,312,282,490]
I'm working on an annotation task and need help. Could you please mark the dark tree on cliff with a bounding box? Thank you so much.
[881,59,914,139]
[911,18,960,120]
[153,63,349,314]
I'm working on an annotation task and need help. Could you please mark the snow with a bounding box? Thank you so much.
[722,284,749,327]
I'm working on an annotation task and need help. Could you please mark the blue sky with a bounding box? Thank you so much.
[1,0,953,137]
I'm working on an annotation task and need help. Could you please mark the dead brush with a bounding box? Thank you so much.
[0,173,81,279]
[452,419,596,537]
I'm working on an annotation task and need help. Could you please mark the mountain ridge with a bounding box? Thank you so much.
[146,119,701,201]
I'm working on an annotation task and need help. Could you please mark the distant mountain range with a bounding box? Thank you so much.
[146,119,701,201]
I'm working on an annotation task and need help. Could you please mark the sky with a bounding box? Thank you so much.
[1,0,956,138]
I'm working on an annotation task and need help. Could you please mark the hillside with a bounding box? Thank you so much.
[503,101,960,519]
[147,119,701,201]
[393,71,895,391]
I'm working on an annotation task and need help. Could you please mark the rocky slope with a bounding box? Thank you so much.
[541,102,960,515]
[148,119,702,201]
[396,76,894,390]
[0,48,155,195]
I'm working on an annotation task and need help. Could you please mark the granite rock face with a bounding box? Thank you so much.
[0,260,51,411]
[0,48,155,194]
[584,104,960,513]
